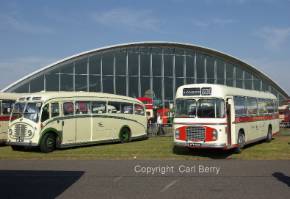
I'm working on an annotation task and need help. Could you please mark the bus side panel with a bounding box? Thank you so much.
[76,116,92,143]
[61,117,76,144]
[92,115,113,141]
[0,120,8,142]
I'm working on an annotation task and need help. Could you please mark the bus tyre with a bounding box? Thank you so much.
[235,133,245,153]
[266,127,272,142]
[119,128,131,143]
[11,145,24,151]
[40,133,56,153]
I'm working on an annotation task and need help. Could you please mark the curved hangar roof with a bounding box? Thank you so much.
[2,41,288,99]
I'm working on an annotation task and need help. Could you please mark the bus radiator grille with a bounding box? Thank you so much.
[14,124,27,137]
[186,127,205,141]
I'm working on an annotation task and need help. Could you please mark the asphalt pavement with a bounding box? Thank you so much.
[0,160,289,199]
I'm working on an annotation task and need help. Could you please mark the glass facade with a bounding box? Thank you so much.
[6,44,287,105]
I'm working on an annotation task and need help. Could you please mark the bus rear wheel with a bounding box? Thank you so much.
[40,133,56,153]
[235,132,245,153]
[266,126,272,142]
[119,128,131,143]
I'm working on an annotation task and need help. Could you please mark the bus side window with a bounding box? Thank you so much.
[75,101,90,114]
[246,97,258,115]
[51,103,60,117]
[2,100,13,115]
[108,102,121,114]
[41,104,50,122]
[92,101,106,114]
[63,102,74,116]
[134,104,145,115]
[121,103,133,114]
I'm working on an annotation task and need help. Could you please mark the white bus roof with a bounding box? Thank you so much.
[0,92,23,100]
[15,92,143,104]
[176,84,277,100]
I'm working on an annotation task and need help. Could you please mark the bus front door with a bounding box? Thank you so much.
[226,98,234,147]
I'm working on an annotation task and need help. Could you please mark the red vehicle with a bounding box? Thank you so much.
[279,99,290,128]
[137,97,154,122]
[157,108,170,125]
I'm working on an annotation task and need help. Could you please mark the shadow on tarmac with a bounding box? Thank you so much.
[272,172,290,187]
[0,170,84,199]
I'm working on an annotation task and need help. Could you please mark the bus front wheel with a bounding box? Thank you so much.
[119,128,131,143]
[235,132,245,153]
[40,133,56,153]
[266,126,272,142]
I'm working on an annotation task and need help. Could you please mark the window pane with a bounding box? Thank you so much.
[253,76,260,90]
[89,75,101,92]
[217,59,225,85]
[175,78,184,92]
[141,54,150,76]
[89,55,101,75]
[116,51,126,75]
[245,71,252,89]
[92,101,106,114]
[60,74,73,91]
[121,103,133,114]
[128,52,138,76]
[236,66,243,88]
[1,100,13,115]
[247,97,257,115]
[103,76,113,93]
[14,83,29,93]
[116,76,126,96]
[129,77,138,98]
[196,53,205,83]
[75,75,87,91]
[75,58,87,74]
[30,75,44,92]
[141,77,150,97]
[186,55,194,79]
[108,101,121,113]
[51,103,60,118]
[102,52,114,75]
[234,96,246,116]
[152,54,162,76]
[46,72,59,91]
[134,104,145,115]
[226,63,234,86]
[153,77,162,100]
[258,99,267,115]
[60,63,73,74]
[175,55,184,77]
[164,55,173,76]
[63,102,74,115]
[164,77,173,100]
[75,101,91,114]
[206,56,215,83]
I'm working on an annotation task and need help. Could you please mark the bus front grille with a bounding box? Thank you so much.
[186,127,205,141]
[14,124,27,137]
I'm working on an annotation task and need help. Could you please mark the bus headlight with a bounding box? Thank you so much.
[27,130,33,137]
[175,129,180,139]
[212,130,218,141]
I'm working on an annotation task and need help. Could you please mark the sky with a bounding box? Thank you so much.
[0,0,289,95]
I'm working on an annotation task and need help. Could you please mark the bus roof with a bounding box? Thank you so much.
[0,92,22,100]
[176,84,277,100]
[15,91,143,104]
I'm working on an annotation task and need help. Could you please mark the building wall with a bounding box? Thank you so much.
[7,44,287,106]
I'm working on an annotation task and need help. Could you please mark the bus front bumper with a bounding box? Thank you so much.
[6,140,38,147]
[174,141,227,149]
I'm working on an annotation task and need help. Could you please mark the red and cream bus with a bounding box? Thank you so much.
[173,84,279,152]
[0,93,19,144]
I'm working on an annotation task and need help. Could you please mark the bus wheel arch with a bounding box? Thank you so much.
[119,126,131,143]
[266,125,272,142]
[39,131,59,153]
[235,129,245,153]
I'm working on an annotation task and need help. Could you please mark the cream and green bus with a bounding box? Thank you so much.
[7,92,147,152]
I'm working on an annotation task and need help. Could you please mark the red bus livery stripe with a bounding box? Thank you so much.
[234,114,279,123]
[0,116,10,121]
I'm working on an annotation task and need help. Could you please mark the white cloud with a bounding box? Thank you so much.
[0,14,54,34]
[192,18,236,28]
[255,27,290,49]
[91,8,160,31]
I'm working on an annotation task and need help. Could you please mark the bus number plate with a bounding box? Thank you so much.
[187,143,201,147]
[17,137,24,142]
